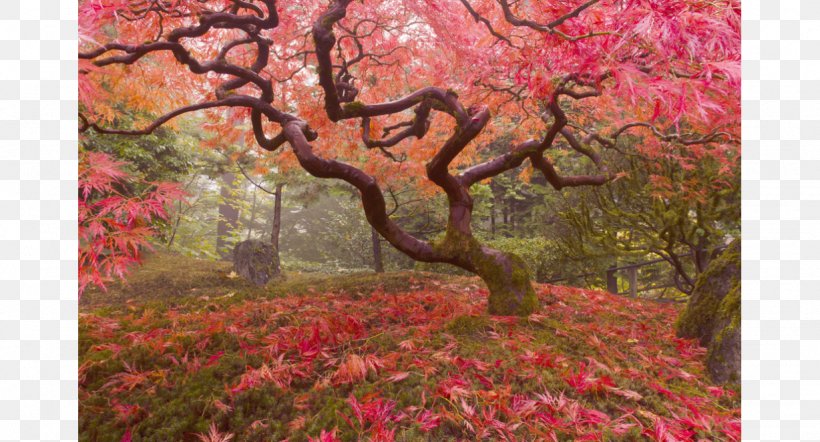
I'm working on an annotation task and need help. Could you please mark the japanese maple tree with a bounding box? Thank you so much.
[79,0,740,315]
[79,150,186,295]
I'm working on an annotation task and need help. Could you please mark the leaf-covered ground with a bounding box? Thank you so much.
[80,258,739,441]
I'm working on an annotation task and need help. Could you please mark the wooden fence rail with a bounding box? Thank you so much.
[544,245,726,302]
[604,257,676,298]
[543,247,726,302]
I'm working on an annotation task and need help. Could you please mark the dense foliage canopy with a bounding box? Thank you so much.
[79,150,186,293]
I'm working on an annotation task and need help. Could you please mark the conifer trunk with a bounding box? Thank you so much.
[246,187,258,240]
[269,183,283,274]
[371,226,384,273]
[217,172,240,259]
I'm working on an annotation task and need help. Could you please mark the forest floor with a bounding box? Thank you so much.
[80,252,740,441]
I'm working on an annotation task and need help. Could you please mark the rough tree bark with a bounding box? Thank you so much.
[676,239,740,384]
[430,227,538,315]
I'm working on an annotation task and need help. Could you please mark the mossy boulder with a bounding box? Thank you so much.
[676,239,740,384]
[233,240,280,286]
[706,286,740,384]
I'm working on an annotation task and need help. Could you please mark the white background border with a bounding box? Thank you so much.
[741,0,820,440]
[0,0,78,440]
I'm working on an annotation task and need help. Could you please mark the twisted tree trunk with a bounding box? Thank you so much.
[281,83,546,315]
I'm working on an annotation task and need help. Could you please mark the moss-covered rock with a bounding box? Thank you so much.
[676,239,740,383]
[233,239,281,286]
[706,289,740,384]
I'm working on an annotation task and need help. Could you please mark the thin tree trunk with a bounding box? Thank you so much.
[627,267,638,298]
[371,225,384,273]
[167,199,183,248]
[693,236,711,274]
[269,183,283,274]
[217,172,240,259]
[510,199,516,234]
[490,201,496,239]
[246,186,258,240]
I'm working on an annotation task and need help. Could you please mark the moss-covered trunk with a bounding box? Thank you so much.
[473,246,539,316]
[432,226,538,316]
[676,239,740,384]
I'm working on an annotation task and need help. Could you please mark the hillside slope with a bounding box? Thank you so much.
[80,255,740,441]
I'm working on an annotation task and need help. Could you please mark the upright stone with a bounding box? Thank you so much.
[232,239,280,286]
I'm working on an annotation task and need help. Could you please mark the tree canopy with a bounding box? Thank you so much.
[79,0,740,314]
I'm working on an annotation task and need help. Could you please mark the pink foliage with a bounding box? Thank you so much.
[78,151,186,295]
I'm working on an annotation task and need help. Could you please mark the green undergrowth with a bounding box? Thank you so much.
[80,252,258,307]
[82,251,469,309]
[80,253,740,441]
[265,270,468,299]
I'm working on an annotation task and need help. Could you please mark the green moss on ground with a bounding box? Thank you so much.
[445,314,493,336]
[266,270,467,299]
[80,251,263,307]
[83,251,470,310]
[80,252,740,441]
